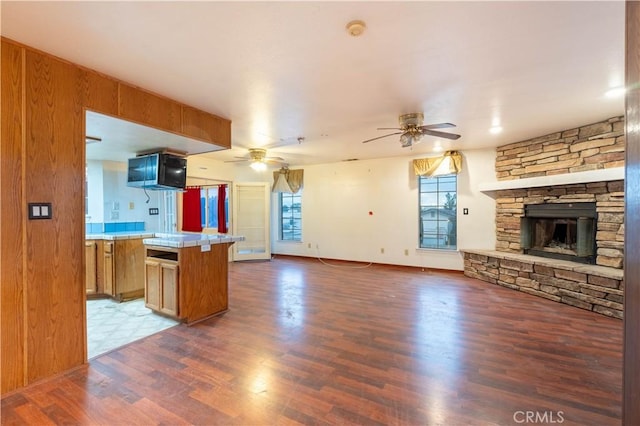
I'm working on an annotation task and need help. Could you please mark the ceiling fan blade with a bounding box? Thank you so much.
[376,127,402,130]
[421,129,461,140]
[224,158,249,163]
[420,123,456,130]
[362,132,403,144]
[265,156,285,162]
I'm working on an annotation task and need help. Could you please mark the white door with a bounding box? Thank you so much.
[232,182,271,261]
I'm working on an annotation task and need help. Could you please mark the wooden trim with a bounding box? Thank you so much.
[624,2,640,424]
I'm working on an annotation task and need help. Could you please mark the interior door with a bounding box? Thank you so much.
[232,182,271,261]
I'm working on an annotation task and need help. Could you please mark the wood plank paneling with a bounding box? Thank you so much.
[80,70,118,116]
[179,243,229,323]
[1,37,233,395]
[1,40,25,393]
[118,83,182,133]
[0,258,624,424]
[24,49,85,383]
[624,2,640,424]
[182,106,231,148]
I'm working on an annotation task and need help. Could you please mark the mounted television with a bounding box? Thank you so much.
[127,153,187,190]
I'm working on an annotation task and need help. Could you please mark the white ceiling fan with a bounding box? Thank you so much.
[362,113,461,147]
[225,148,288,171]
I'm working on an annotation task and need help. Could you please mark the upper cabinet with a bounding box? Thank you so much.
[118,83,182,133]
[182,106,231,148]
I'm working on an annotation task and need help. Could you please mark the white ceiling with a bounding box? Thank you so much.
[1,1,626,167]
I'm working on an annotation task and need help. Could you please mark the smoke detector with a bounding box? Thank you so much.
[346,20,366,37]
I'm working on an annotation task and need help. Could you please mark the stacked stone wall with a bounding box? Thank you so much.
[464,251,624,319]
[496,116,625,180]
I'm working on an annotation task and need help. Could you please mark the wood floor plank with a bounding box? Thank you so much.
[1,256,622,424]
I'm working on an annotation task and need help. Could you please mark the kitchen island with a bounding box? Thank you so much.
[142,233,244,324]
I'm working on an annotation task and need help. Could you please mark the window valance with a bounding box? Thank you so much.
[272,168,304,194]
[413,150,463,177]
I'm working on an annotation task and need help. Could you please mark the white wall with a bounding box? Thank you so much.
[183,149,497,271]
[271,149,497,271]
[86,160,104,222]
[100,161,164,231]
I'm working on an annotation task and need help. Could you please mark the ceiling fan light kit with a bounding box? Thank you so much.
[362,112,461,147]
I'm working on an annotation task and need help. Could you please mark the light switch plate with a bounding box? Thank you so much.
[28,202,53,220]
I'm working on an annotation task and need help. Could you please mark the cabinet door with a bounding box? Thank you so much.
[144,259,160,311]
[103,242,114,296]
[160,263,179,317]
[85,241,97,294]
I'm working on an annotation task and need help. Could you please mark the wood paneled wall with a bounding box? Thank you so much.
[0,37,232,394]
[23,49,86,382]
[624,2,640,424]
[1,39,26,394]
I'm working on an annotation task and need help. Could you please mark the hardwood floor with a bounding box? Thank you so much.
[1,256,622,425]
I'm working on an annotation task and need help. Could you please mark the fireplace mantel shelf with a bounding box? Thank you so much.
[478,167,624,194]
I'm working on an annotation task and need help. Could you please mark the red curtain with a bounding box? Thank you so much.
[217,184,228,233]
[182,186,203,232]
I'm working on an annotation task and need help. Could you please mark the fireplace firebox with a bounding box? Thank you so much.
[520,202,597,264]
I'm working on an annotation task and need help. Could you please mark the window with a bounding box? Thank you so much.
[280,191,302,241]
[200,186,229,230]
[419,174,457,249]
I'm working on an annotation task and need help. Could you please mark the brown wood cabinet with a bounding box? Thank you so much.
[145,258,179,317]
[85,241,97,294]
[144,244,230,324]
[103,241,114,296]
[100,239,145,301]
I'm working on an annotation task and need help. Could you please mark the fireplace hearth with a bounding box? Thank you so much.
[520,202,597,264]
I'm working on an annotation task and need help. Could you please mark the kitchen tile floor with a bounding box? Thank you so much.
[86,298,178,359]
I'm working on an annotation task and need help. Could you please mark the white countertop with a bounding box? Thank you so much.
[86,231,155,240]
[142,233,245,248]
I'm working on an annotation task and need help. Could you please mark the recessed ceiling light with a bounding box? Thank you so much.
[605,86,626,98]
[490,126,503,134]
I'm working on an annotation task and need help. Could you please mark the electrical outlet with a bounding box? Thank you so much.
[308,243,311,249]
[129,202,135,210]
[404,249,409,256]
[380,248,384,254]
[316,243,319,249]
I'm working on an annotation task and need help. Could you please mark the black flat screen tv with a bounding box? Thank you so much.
[127,153,187,190]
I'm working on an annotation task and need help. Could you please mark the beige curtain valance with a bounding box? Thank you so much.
[413,150,463,177]
[272,168,304,193]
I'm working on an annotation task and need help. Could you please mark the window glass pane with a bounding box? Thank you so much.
[280,191,302,241]
[200,189,206,228]
[419,175,457,250]
[208,191,217,228]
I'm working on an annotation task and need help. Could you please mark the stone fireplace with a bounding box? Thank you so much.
[521,202,597,264]
[463,116,625,319]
